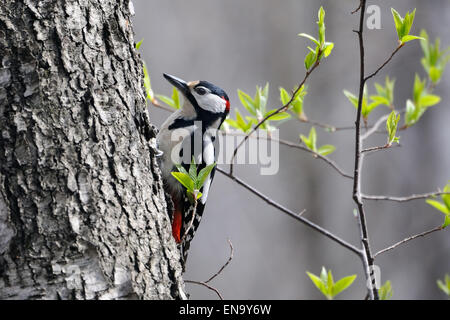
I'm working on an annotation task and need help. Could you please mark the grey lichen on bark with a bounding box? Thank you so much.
[0,0,186,299]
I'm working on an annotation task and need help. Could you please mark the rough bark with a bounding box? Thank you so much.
[0,0,185,299]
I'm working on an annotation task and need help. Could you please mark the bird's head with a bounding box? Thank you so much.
[163,73,230,115]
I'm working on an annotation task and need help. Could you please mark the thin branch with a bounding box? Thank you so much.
[278,139,353,179]
[222,131,353,179]
[351,0,363,14]
[374,226,444,258]
[353,0,379,300]
[293,116,355,132]
[184,239,234,300]
[180,198,198,243]
[216,166,363,256]
[364,44,403,82]
[229,60,321,176]
[205,239,234,284]
[361,143,400,154]
[184,280,224,300]
[361,114,389,140]
[362,191,450,202]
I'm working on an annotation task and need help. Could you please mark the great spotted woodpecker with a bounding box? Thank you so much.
[156,74,230,269]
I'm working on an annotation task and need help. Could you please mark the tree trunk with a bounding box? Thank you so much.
[0,0,185,299]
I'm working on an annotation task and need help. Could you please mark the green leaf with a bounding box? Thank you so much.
[317,6,326,46]
[370,95,390,106]
[298,33,319,46]
[157,94,176,109]
[379,281,393,300]
[426,199,449,214]
[386,110,400,144]
[317,144,336,156]
[437,279,450,296]
[264,109,291,121]
[405,99,417,126]
[343,90,359,108]
[401,35,425,43]
[171,172,194,191]
[279,87,291,105]
[188,157,198,181]
[237,89,256,116]
[142,62,154,101]
[135,39,144,50]
[172,87,181,109]
[331,275,356,297]
[442,185,450,210]
[175,164,189,176]
[391,8,404,39]
[196,163,216,189]
[306,272,327,297]
[304,51,316,70]
[443,215,450,228]
[309,127,317,152]
[419,94,441,108]
[323,42,334,57]
[429,67,442,83]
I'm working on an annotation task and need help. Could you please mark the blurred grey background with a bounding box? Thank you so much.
[133,0,450,299]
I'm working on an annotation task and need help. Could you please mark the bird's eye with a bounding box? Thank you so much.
[195,87,207,95]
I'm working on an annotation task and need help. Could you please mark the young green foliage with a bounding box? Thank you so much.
[142,62,155,102]
[225,109,256,133]
[386,110,400,145]
[157,87,181,109]
[391,8,423,44]
[306,267,356,300]
[298,6,334,70]
[405,74,441,126]
[300,127,336,156]
[279,85,308,120]
[425,182,450,228]
[135,38,144,50]
[379,281,393,300]
[437,274,450,297]
[343,85,385,122]
[420,30,450,84]
[233,83,290,132]
[171,157,216,201]
[371,76,396,109]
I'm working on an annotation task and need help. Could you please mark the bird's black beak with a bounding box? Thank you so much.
[163,73,189,96]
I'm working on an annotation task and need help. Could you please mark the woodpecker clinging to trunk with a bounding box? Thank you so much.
[156,74,230,270]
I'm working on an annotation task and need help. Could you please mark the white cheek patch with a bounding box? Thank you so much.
[193,92,226,113]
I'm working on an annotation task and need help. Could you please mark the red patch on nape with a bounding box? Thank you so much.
[222,96,231,112]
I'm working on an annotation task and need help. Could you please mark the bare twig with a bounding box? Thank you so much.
[216,166,363,256]
[374,226,444,258]
[361,143,400,154]
[294,117,355,132]
[205,239,234,284]
[185,239,235,300]
[361,114,389,140]
[351,0,363,14]
[180,198,198,243]
[362,191,450,202]
[184,280,224,300]
[222,131,353,179]
[364,44,403,82]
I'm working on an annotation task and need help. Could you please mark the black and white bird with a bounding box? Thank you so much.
[156,74,230,269]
